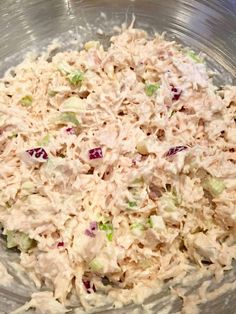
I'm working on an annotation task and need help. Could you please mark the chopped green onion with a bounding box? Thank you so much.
[89,258,103,272]
[203,176,225,197]
[5,230,36,252]
[145,83,160,97]
[67,70,84,86]
[99,222,113,241]
[20,95,33,107]
[58,112,80,126]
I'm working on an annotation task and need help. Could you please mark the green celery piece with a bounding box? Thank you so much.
[145,83,160,97]
[128,201,137,208]
[6,230,36,252]
[20,95,33,107]
[185,50,203,63]
[203,176,225,197]
[106,232,113,241]
[8,132,18,139]
[99,222,113,241]
[48,90,58,97]
[59,112,80,126]
[37,133,50,146]
[67,70,84,86]
[89,258,103,272]
[131,222,145,230]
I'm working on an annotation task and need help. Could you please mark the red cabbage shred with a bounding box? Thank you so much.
[88,147,103,160]
[171,86,182,101]
[90,221,98,231]
[166,145,188,157]
[82,280,96,293]
[84,229,96,238]
[26,147,48,160]
[66,127,76,135]
[84,221,98,237]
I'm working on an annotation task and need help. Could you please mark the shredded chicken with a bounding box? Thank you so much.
[0,25,235,312]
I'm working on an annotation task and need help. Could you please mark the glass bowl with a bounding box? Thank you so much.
[0,1,235,313]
